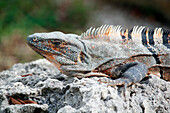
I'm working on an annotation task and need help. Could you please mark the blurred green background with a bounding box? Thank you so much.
[0,0,170,71]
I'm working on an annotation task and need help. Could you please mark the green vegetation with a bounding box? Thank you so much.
[0,0,90,71]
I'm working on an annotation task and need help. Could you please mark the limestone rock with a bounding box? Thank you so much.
[0,59,169,113]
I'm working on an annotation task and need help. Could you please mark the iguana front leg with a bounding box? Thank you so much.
[99,62,148,87]
[62,61,148,87]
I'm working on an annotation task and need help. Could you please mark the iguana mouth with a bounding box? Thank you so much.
[27,39,64,58]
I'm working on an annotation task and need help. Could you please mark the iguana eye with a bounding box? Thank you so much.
[52,41,61,46]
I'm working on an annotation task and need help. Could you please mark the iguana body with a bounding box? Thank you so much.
[27,25,170,87]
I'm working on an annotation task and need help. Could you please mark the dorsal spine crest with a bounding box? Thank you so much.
[81,25,168,46]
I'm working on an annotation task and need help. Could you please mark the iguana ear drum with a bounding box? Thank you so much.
[77,52,87,64]
[77,52,83,63]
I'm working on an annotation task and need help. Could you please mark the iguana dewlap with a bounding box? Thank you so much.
[27,25,170,87]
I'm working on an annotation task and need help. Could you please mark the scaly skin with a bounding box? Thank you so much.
[27,25,170,87]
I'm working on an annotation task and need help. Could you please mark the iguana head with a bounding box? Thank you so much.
[27,31,91,73]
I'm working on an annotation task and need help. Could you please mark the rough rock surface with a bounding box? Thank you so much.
[0,59,169,113]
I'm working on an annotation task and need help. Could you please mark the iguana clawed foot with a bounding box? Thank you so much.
[98,62,148,87]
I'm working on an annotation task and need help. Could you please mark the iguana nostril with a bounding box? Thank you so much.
[33,37,37,42]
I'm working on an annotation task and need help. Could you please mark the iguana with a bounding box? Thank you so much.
[27,25,170,87]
